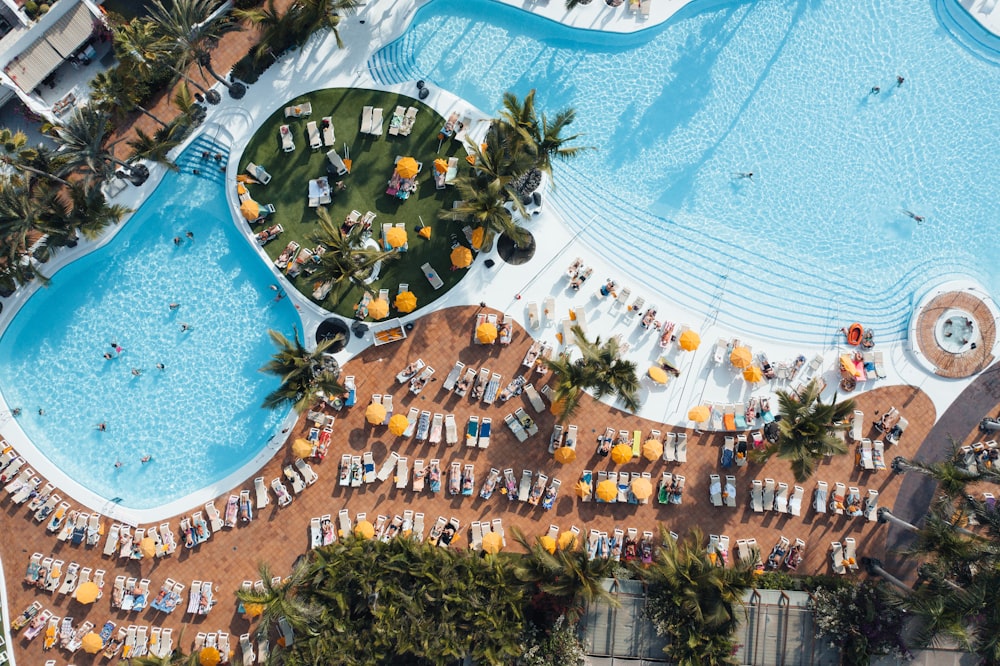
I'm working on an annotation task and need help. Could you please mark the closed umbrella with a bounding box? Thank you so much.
[365,402,386,425]
[574,480,591,498]
[648,366,668,384]
[292,438,313,459]
[369,298,390,320]
[678,330,701,351]
[730,346,752,368]
[200,646,221,666]
[630,477,653,501]
[482,531,503,554]
[82,632,104,654]
[470,227,485,250]
[611,443,632,464]
[539,535,556,554]
[642,439,663,461]
[355,520,375,539]
[388,414,410,436]
[385,226,408,249]
[395,156,419,179]
[557,530,578,551]
[139,536,156,559]
[554,446,576,464]
[434,158,448,173]
[476,323,498,344]
[688,405,711,423]
[394,291,417,313]
[450,246,473,269]
[743,365,763,383]
[240,199,260,221]
[596,479,617,502]
[75,581,100,604]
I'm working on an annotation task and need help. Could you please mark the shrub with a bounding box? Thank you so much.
[752,571,797,590]
[518,616,586,666]
[38,3,49,14]
[23,1,38,19]
[808,580,909,666]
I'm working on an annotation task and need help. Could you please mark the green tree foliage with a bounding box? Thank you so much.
[809,580,908,665]
[259,326,345,413]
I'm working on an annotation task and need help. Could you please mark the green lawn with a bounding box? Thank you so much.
[239,88,470,319]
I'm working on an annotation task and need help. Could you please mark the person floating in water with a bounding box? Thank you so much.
[903,210,925,223]
[140,455,152,464]
[11,408,20,416]
[896,76,904,87]
[180,322,190,332]
[156,363,165,371]
[131,368,142,376]
[97,422,107,431]
[734,172,753,180]
[173,237,182,245]
[169,303,180,310]
[114,461,123,468]
[870,86,880,95]
[103,352,113,360]
[38,408,44,416]
[185,231,194,240]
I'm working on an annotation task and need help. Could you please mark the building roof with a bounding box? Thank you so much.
[3,2,97,93]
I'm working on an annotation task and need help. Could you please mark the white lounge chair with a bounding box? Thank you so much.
[321,117,335,146]
[279,125,295,152]
[750,479,763,512]
[360,106,373,134]
[814,480,828,513]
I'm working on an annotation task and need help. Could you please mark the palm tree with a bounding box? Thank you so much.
[66,182,131,241]
[47,106,143,184]
[308,209,399,305]
[90,68,170,130]
[146,0,246,99]
[544,325,640,422]
[440,178,528,247]
[235,561,322,640]
[290,0,363,49]
[0,176,70,268]
[260,326,345,413]
[499,89,586,177]
[750,379,853,482]
[0,129,71,186]
[127,124,183,169]
[234,0,292,62]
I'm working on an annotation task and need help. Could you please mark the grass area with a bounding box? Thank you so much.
[239,88,470,319]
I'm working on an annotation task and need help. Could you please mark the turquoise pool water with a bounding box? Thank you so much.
[369,0,1000,343]
[0,148,300,509]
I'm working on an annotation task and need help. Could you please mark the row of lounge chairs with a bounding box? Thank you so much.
[706,400,775,431]
[959,439,1000,475]
[749,479,805,516]
[586,527,656,563]
[360,106,385,136]
[388,105,419,136]
[720,433,759,467]
[524,297,557,330]
[830,537,859,574]
[24,552,106,597]
[813,481,879,520]
[855,437,888,470]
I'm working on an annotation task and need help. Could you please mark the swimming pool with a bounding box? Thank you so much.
[369,0,1000,343]
[0,143,300,510]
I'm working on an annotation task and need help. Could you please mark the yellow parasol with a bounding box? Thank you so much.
[482,531,503,554]
[434,158,448,173]
[554,446,577,464]
[199,646,222,666]
[476,323,498,344]
[236,182,248,195]
[292,438,313,459]
[139,536,156,559]
[365,402,386,425]
[648,366,668,384]
[688,405,711,423]
[74,581,100,604]
[82,632,104,654]
[611,443,632,464]
[630,477,653,501]
[240,199,260,221]
[596,479,617,502]
[388,414,410,436]
[243,602,264,618]
[557,530,578,551]
[549,397,566,417]
[355,520,375,539]
[470,227,485,250]
[642,439,663,461]
[395,156,419,179]
[450,246,473,269]
[418,226,432,239]
[539,535,556,554]
[394,291,417,313]
[574,480,591,498]
[730,346,752,368]
[369,298,390,320]
[743,365,764,383]
[678,330,701,351]
[385,226,408,249]
[840,355,861,378]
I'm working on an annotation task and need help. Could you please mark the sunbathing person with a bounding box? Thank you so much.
[640,308,657,329]
[398,360,421,380]
[623,535,637,561]
[570,267,593,290]
[767,544,786,569]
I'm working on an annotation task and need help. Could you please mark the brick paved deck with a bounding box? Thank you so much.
[914,291,996,378]
[1,305,956,664]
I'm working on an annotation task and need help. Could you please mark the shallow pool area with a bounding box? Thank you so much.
[369,0,1000,343]
[0,148,300,510]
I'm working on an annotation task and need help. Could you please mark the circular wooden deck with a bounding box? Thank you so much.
[913,291,996,378]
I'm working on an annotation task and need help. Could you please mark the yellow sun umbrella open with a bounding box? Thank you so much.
[743,365,764,383]
[394,291,417,313]
[385,226,408,249]
[82,632,104,654]
[450,246,473,269]
[554,446,577,464]
[388,413,410,436]
[642,439,663,461]
[199,645,222,666]
[574,480,591,498]
[292,438,313,459]
[243,602,264,618]
[139,536,156,559]
[240,199,260,221]
[369,298,390,320]
[611,443,632,464]
[395,156,419,179]
[630,477,653,501]
[355,520,375,539]
[365,402,386,425]
[476,323,498,344]
[539,535,556,554]
[470,227,485,250]
[730,346,752,368]
[434,158,448,173]
[688,405,711,423]
[482,531,503,554]
[678,329,701,351]
[74,581,100,604]
[418,226,432,239]
[596,479,618,502]
[557,530,578,551]
[648,366,669,384]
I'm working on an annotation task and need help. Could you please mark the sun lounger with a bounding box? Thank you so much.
[397,106,418,136]
[205,501,224,532]
[57,562,79,596]
[307,120,322,150]
[285,102,311,118]
[763,478,776,509]
[788,485,803,516]
[443,361,464,391]
[410,366,435,394]
[503,468,518,500]
[775,482,789,512]
[410,459,426,492]
[831,482,846,514]
[851,410,864,441]
[320,116,335,146]
[710,474,723,506]
[360,106,373,134]
[443,414,459,446]
[480,468,500,500]
[279,124,295,152]
[750,479,764,512]
[370,107,385,136]
[722,475,737,507]
[873,351,887,378]
[378,451,400,482]
[484,372,502,404]
[283,465,306,494]
[270,478,293,507]
[246,162,272,185]
[325,148,349,177]
[517,469,533,502]
[872,440,886,470]
[675,433,688,463]
[476,417,492,449]
[814,480,828,513]
[831,542,846,574]
[454,367,475,397]
[505,413,528,442]
[428,459,442,493]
